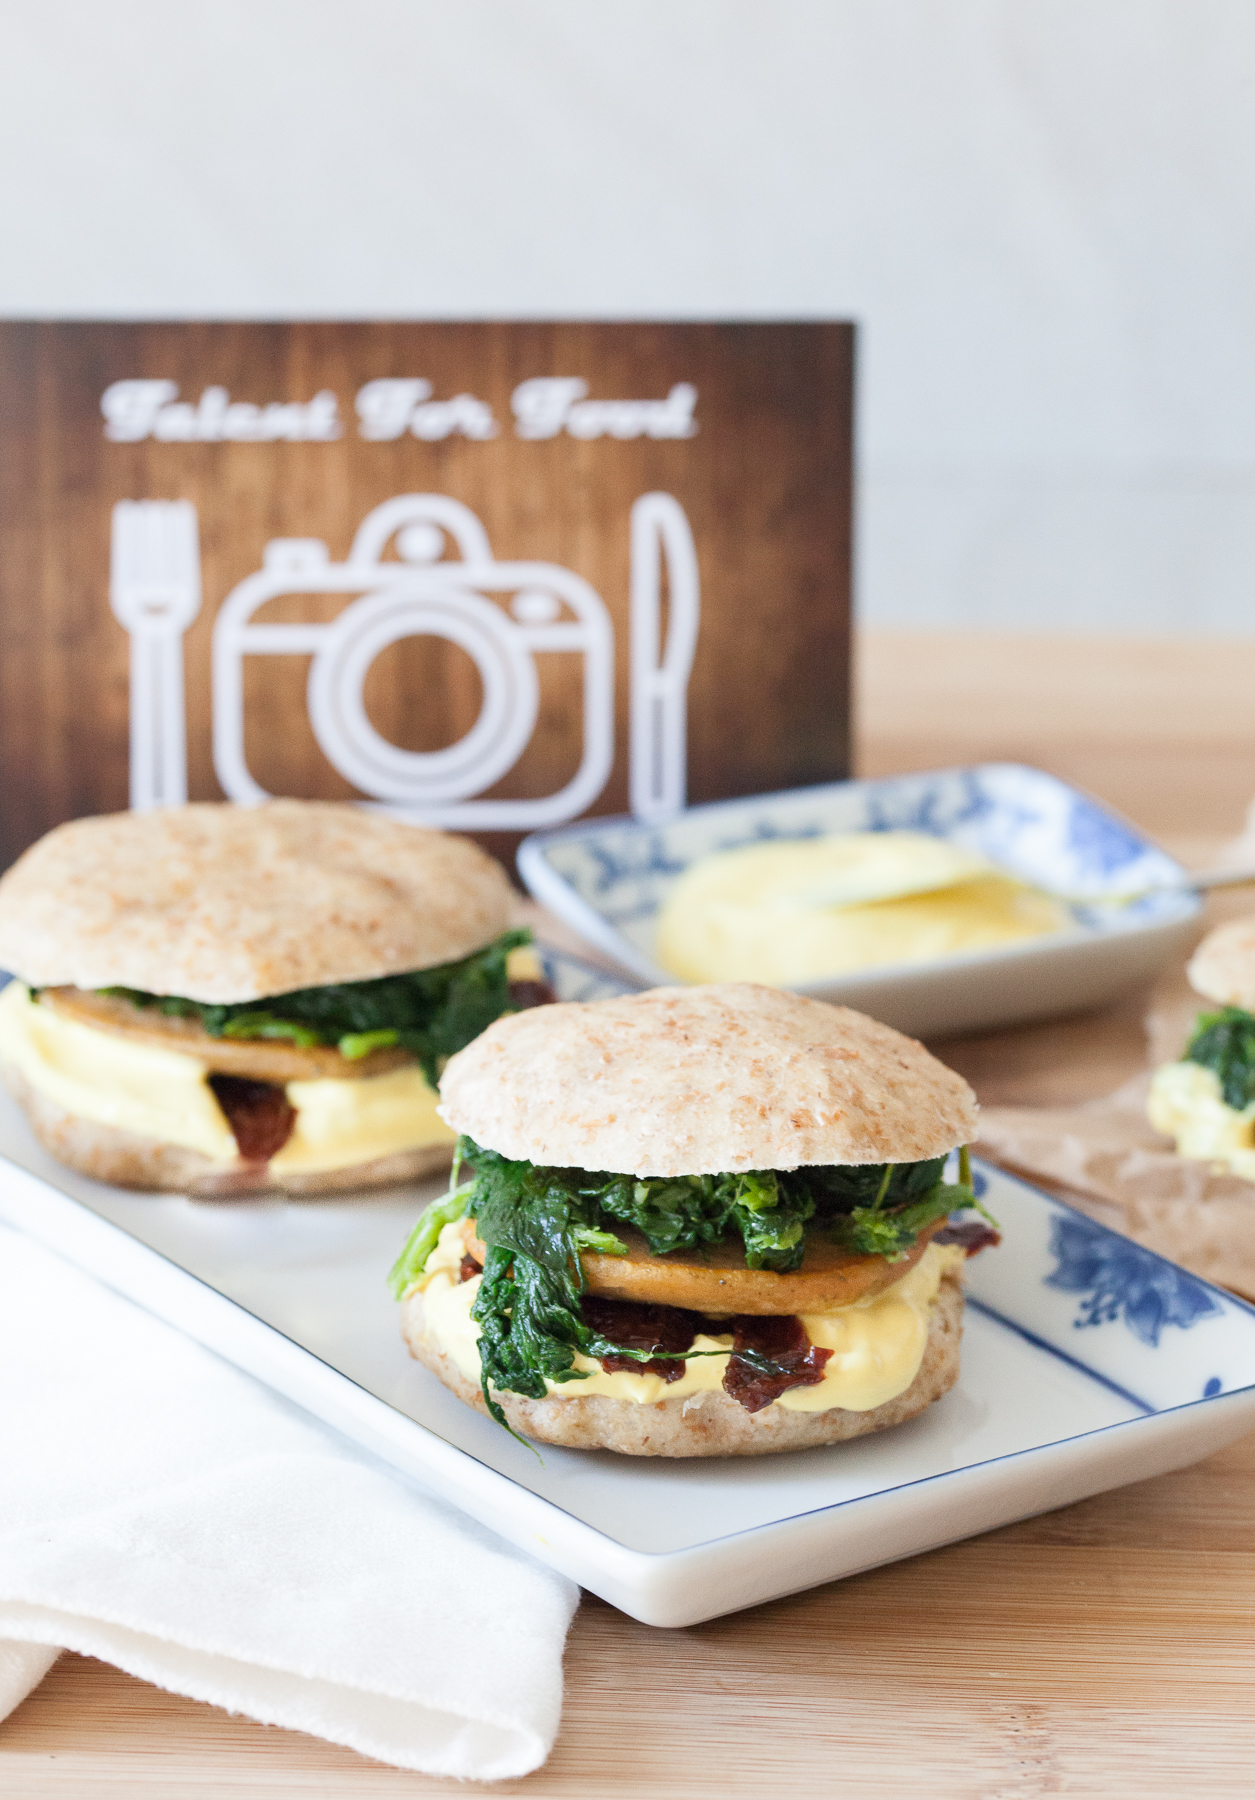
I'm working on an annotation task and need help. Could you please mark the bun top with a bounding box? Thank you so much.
[438,982,979,1176]
[0,801,514,1002]
[1188,915,1255,1011]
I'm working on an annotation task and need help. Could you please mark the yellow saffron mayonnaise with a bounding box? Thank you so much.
[0,981,455,1171]
[1147,1059,1255,1181]
[413,1219,966,1415]
[654,830,1069,986]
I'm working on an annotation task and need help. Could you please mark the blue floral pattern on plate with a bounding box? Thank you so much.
[1045,1214,1222,1348]
[1065,800,1149,880]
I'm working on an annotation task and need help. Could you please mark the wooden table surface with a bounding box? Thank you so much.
[7,631,1255,1798]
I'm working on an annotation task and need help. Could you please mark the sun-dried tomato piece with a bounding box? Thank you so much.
[208,1074,296,1163]
[508,977,557,1011]
[934,1219,1002,1256]
[723,1314,832,1413]
[582,1293,701,1382]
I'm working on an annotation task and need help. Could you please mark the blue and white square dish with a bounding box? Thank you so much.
[517,764,1202,1038]
[0,948,1251,1628]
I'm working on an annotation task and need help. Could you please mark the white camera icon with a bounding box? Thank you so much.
[204,493,696,828]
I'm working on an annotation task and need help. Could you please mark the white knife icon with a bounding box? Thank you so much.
[629,491,701,823]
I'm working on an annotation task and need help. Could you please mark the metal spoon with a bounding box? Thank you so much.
[1070,865,1255,907]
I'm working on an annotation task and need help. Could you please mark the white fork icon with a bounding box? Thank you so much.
[110,500,202,810]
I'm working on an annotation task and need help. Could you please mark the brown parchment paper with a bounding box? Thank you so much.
[977,814,1255,1302]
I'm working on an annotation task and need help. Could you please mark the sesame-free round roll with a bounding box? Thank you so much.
[0,801,547,1196]
[1187,915,1255,1011]
[437,981,979,1177]
[0,800,514,1001]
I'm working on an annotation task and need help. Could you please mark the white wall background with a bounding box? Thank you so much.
[1,0,1252,633]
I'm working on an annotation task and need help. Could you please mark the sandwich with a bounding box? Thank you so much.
[1148,916,1255,1180]
[391,982,995,1456]
[0,800,550,1196]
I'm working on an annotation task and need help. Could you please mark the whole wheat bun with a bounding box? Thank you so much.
[438,983,978,1176]
[1188,916,1255,1011]
[0,800,514,1002]
[401,1271,964,1456]
[1,1062,453,1196]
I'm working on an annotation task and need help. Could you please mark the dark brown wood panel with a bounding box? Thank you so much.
[0,321,853,871]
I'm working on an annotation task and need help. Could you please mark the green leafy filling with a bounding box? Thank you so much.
[391,1135,992,1431]
[1184,1005,1255,1112]
[389,1180,478,1297]
[99,927,531,1086]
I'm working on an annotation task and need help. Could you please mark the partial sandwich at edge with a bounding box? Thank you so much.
[1148,914,1255,1182]
[0,800,552,1196]
[391,982,998,1457]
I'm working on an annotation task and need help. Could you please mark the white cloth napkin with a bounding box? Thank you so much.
[0,1220,578,1779]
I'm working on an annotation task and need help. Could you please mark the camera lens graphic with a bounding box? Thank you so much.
[307,586,540,804]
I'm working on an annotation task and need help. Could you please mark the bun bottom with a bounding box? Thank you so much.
[0,1063,453,1197]
[401,1273,964,1457]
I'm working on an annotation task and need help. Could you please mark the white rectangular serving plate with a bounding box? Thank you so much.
[1,950,1252,1628]
[516,763,1202,1038]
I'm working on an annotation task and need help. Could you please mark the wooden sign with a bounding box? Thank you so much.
[0,321,853,870]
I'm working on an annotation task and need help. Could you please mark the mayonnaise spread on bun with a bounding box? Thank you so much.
[0,980,453,1172]
[1147,915,1255,1183]
[415,1217,967,1414]
[394,983,996,1457]
[0,980,238,1161]
[1147,1059,1255,1180]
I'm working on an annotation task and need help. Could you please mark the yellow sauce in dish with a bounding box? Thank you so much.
[413,1220,966,1414]
[655,831,1069,986]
